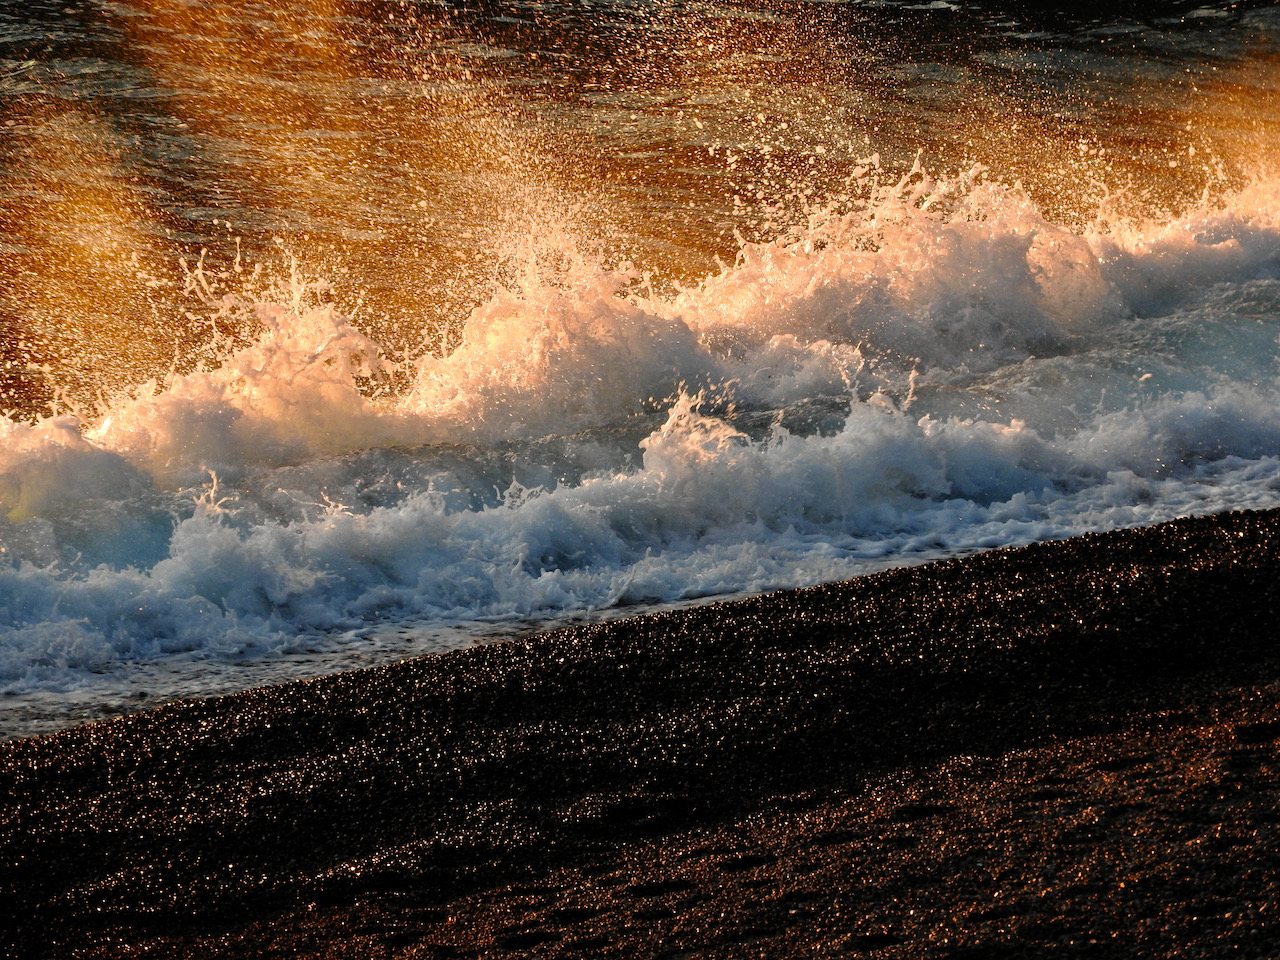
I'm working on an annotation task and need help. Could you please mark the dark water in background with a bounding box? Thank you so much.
[2,0,1279,737]
[3,0,1272,406]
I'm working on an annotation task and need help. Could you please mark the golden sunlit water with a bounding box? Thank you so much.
[4,0,1276,416]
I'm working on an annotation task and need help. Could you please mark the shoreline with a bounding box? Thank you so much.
[3,508,1280,958]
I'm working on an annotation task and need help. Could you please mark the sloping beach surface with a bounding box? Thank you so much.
[3,508,1280,958]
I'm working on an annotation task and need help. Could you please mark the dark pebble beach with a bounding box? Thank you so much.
[4,508,1280,958]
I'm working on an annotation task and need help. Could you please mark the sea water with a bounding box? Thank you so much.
[1,0,1278,738]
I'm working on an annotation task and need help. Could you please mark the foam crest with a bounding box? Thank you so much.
[670,166,1125,389]
[1094,178,1280,317]
[403,268,711,439]
[3,167,1280,712]
[90,299,399,485]
[1068,384,1280,477]
[0,417,140,522]
[63,169,1280,484]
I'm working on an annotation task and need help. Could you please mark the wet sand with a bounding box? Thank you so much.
[3,509,1280,958]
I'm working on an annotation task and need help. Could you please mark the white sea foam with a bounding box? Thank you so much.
[3,168,1280,734]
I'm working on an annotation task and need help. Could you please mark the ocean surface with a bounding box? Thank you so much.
[1,0,1279,739]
